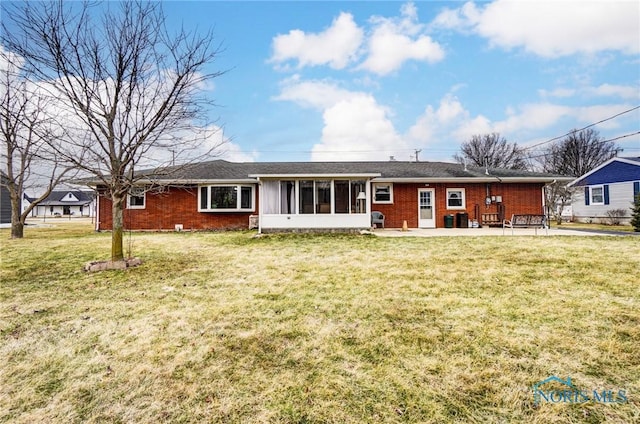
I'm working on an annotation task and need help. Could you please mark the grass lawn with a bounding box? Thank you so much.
[550,222,636,233]
[1,223,639,423]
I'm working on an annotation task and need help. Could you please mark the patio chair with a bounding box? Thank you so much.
[371,211,385,228]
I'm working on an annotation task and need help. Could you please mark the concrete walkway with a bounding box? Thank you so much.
[372,227,624,237]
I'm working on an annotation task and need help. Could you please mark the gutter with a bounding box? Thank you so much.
[370,177,572,183]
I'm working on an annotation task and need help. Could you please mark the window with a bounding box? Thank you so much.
[316,180,331,214]
[299,180,332,214]
[199,185,254,212]
[280,181,296,214]
[265,179,366,215]
[446,188,465,209]
[334,180,350,214]
[127,187,146,209]
[351,180,367,213]
[299,180,315,214]
[373,183,393,203]
[590,186,604,205]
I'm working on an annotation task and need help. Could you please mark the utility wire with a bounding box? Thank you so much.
[237,106,640,156]
[522,131,640,160]
[521,105,640,151]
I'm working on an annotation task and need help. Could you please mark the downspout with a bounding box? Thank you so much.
[95,189,100,232]
[257,177,262,234]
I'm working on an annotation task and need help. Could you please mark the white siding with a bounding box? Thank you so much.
[572,181,636,222]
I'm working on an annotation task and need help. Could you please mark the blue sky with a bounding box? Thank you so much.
[157,0,640,163]
[4,0,639,165]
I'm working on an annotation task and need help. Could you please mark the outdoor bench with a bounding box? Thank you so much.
[502,214,548,235]
[481,213,501,227]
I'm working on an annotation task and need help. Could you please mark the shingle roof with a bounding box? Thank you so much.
[138,159,567,182]
[37,190,95,206]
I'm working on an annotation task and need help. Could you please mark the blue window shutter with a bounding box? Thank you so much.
[634,181,640,200]
[604,185,610,205]
[584,187,590,205]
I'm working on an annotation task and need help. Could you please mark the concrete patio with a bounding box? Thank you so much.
[372,227,629,237]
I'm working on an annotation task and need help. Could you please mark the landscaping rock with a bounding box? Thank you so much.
[84,258,143,272]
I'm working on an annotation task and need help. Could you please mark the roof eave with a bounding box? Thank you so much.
[86,178,259,186]
[249,173,381,178]
[371,177,569,183]
[567,157,640,187]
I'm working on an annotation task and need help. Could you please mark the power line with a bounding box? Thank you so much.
[522,130,640,160]
[521,105,640,151]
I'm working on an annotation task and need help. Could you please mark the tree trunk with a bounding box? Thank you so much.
[111,194,125,261]
[10,193,24,239]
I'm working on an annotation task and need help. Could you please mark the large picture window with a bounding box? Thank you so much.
[199,185,254,212]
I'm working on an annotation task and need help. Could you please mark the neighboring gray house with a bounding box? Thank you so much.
[0,176,12,224]
[27,190,96,217]
[568,157,640,224]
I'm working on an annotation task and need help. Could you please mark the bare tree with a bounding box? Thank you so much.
[454,133,527,170]
[2,1,224,260]
[543,181,573,225]
[0,49,74,239]
[538,128,619,177]
[537,128,619,224]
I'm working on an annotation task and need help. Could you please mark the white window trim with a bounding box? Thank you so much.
[198,184,255,212]
[446,188,466,210]
[589,185,604,205]
[127,188,146,209]
[372,183,393,204]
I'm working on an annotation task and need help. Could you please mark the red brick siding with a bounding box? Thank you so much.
[97,186,257,231]
[372,182,545,228]
[97,182,544,230]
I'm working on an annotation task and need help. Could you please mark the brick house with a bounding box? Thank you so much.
[91,160,567,232]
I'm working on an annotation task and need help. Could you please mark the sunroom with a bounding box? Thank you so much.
[251,172,380,232]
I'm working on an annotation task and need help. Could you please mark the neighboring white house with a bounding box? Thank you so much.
[25,190,97,217]
[568,157,640,224]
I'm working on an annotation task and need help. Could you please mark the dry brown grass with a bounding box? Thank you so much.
[1,223,639,423]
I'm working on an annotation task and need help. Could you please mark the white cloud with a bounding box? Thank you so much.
[408,93,637,154]
[432,0,640,57]
[276,74,639,162]
[589,84,640,100]
[313,95,407,161]
[269,12,363,70]
[407,94,467,142]
[273,75,356,110]
[218,141,259,162]
[358,2,445,75]
[274,78,407,161]
[540,84,640,100]
[538,88,576,98]
[269,2,444,75]
[493,103,572,135]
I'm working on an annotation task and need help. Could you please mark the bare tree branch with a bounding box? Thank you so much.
[1,48,77,238]
[2,0,226,259]
[454,133,527,170]
[537,128,619,177]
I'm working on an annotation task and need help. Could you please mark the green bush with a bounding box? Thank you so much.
[631,194,640,232]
